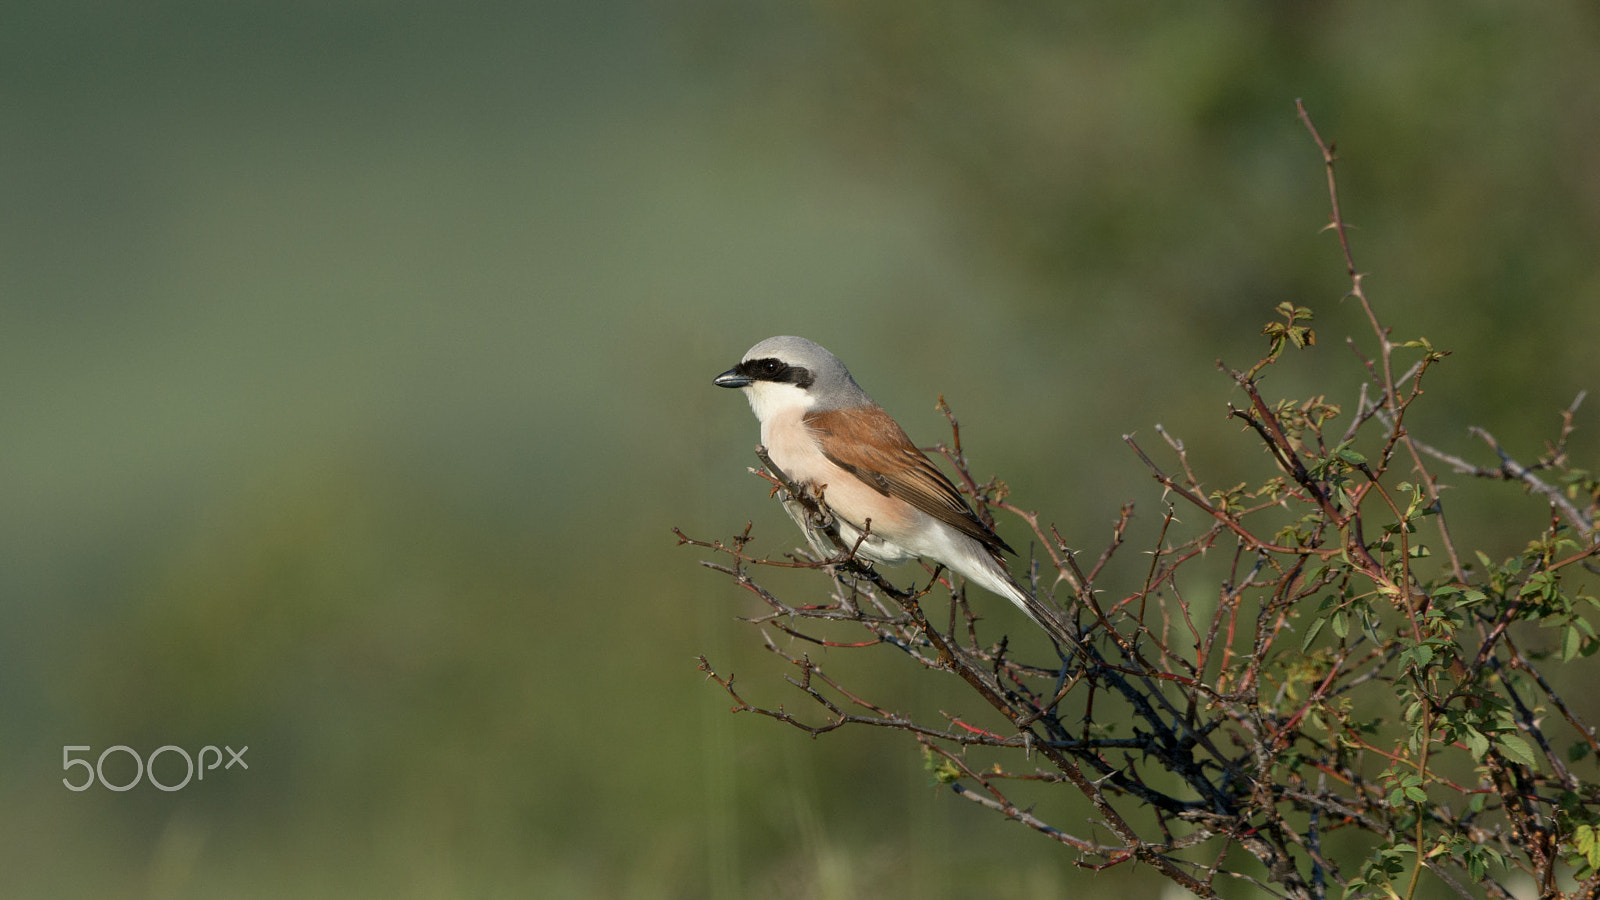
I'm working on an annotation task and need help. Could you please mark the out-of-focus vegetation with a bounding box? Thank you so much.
[2,1,1596,897]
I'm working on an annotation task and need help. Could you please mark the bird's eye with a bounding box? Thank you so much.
[761,360,783,376]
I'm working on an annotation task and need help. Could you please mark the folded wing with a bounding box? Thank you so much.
[804,406,1015,558]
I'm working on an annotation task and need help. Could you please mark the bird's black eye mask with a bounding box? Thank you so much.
[735,357,815,389]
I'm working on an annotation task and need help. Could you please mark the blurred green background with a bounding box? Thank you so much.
[3,2,1598,897]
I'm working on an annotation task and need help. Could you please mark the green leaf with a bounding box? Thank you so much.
[1463,726,1491,761]
[1465,845,1503,881]
[1404,785,1428,802]
[925,757,962,785]
[1497,734,1539,769]
[1336,446,1367,465]
[1411,644,1434,669]
[1564,625,1583,663]
[1331,612,1349,639]
[1302,616,1326,652]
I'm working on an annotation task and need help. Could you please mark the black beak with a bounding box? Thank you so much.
[713,367,751,388]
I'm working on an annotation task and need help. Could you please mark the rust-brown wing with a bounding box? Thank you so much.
[804,406,1014,556]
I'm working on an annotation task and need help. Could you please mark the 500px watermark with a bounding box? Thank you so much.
[62,745,248,792]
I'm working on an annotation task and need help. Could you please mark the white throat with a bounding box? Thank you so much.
[740,380,815,425]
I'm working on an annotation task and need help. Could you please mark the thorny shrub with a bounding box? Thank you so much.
[679,104,1600,900]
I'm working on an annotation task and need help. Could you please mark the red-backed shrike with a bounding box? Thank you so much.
[714,335,1073,647]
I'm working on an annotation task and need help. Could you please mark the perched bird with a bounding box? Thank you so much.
[713,335,1073,648]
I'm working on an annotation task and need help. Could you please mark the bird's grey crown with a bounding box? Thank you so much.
[739,336,874,410]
